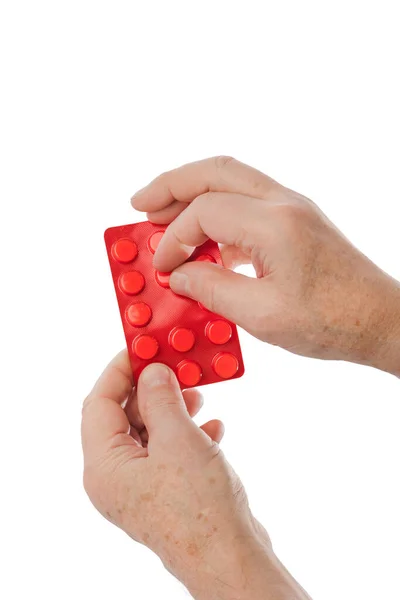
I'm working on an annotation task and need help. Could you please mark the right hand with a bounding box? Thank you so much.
[132,156,400,375]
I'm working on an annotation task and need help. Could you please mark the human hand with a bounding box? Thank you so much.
[132,157,400,376]
[82,351,310,599]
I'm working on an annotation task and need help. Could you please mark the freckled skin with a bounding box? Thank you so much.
[132,156,400,378]
[140,493,153,502]
[83,157,400,600]
[82,355,278,599]
[186,542,199,557]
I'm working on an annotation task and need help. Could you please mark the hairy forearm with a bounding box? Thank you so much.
[361,273,400,377]
[322,262,400,377]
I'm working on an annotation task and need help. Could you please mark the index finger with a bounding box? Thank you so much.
[153,192,267,272]
[81,350,145,464]
[131,156,276,214]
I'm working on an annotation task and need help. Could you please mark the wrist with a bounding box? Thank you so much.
[168,519,309,600]
[361,275,400,377]
[328,263,400,377]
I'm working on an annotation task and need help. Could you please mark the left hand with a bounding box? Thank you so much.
[82,352,262,595]
[82,351,310,599]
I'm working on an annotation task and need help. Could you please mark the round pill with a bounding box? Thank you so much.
[169,327,195,352]
[148,231,165,254]
[125,302,152,327]
[155,270,171,288]
[119,271,145,295]
[177,360,202,387]
[195,254,216,263]
[133,335,159,360]
[205,320,232,345]
[212,352,239,379]
[111,239,138,263]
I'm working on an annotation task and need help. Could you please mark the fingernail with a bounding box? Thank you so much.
[169,271,189,294]
[141,363,171,387]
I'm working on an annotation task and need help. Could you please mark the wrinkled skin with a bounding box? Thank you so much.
[132,156,400,375]
[82,157,400,599]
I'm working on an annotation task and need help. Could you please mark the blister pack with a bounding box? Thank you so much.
[104,221,245,388]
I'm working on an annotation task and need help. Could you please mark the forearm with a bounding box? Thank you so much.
[320,259,400,377]
[357,272,400,377]
[197,552,310,600]
[173,534,311,600]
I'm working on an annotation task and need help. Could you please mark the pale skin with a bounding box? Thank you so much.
[82,157,400,599]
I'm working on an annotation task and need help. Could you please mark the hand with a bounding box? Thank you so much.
[82,352,310,599]
[132,156,400,376]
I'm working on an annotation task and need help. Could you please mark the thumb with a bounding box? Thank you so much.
[169,262,262,330]
[138,363,193,441]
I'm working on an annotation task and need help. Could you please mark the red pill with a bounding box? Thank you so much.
[119,271,145,295]
[169,327,195,352]
[177,360,202,387]
[148,231,164,254]
[133,335,159,360]
[205,320,232,345]
[126,302,152,327]
[111,239,138,263]
[104,221,245,389]
[155,270,171,288]
[212,352,239,379]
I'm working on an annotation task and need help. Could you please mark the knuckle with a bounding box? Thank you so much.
[171,226,187,247]
[213,155,236,172]
[144,392,179,415]
[153,170,173,193]
[155,170,170,182]
[274,197,313,230]
[203,279,218,313]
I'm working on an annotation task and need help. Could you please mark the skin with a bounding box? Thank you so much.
[133,156,400,376]
[82,157,400,599]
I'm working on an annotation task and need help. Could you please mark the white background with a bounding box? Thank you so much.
[1,1,399,599]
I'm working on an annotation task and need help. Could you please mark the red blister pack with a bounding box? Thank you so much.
[104,221,245,388]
